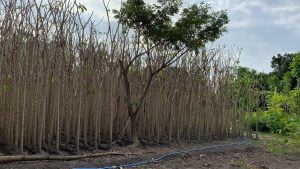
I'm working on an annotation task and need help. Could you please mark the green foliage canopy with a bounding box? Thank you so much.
[113,0,229,52]
[271,53,295,79]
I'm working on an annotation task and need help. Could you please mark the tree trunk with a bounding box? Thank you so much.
[108,75,114,149]
[20,56,28,154]
[56,67,61,152]
[76,71,84,152]
[130,115,139,145]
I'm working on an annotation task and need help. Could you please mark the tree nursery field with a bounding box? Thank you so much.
[0,0,299,168]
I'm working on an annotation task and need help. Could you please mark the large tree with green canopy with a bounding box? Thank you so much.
[112,0,229,144]
[271,53,295,79]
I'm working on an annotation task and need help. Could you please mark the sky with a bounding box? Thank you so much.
[78,0,300,72]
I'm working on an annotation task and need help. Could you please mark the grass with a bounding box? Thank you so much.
[229,160,245,167]
[252,132,300,155]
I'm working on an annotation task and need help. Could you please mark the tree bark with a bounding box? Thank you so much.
[130,115,139,145]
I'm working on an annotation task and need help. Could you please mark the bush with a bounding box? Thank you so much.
[250,90,300,135]
[251,111,300,135]
[250,111,270,132]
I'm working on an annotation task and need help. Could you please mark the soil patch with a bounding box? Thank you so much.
[0,139,299,169]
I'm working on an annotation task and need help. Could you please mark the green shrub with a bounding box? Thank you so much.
[250,90,300,135]
[250,111,270,132]
[250,111,300,135]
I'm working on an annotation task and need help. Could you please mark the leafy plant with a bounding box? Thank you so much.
[251,110,300,135]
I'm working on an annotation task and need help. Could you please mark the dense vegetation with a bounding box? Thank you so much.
[238,52,300,138]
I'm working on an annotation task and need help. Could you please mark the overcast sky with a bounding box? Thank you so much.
[78,0,300,72]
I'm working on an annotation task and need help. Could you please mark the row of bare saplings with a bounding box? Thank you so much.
[0,0,242,154]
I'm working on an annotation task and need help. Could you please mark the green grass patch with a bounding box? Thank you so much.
[253,132,300,155]
[229,160,245,167]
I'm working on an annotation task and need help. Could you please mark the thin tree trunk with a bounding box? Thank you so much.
[76,76,83,152]
[20,45,28,153]
[56,65,61,152]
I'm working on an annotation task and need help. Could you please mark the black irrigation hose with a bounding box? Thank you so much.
[74,138,247,169]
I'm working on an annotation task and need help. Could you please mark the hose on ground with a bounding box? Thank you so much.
[74,139,247,169]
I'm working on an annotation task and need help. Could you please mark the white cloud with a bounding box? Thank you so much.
[228,19,249,29]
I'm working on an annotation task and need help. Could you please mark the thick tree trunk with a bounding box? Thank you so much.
[130,115,139,145]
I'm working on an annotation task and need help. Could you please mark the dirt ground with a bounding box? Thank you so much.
[137,146,300,169]
[0,139,299,169]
